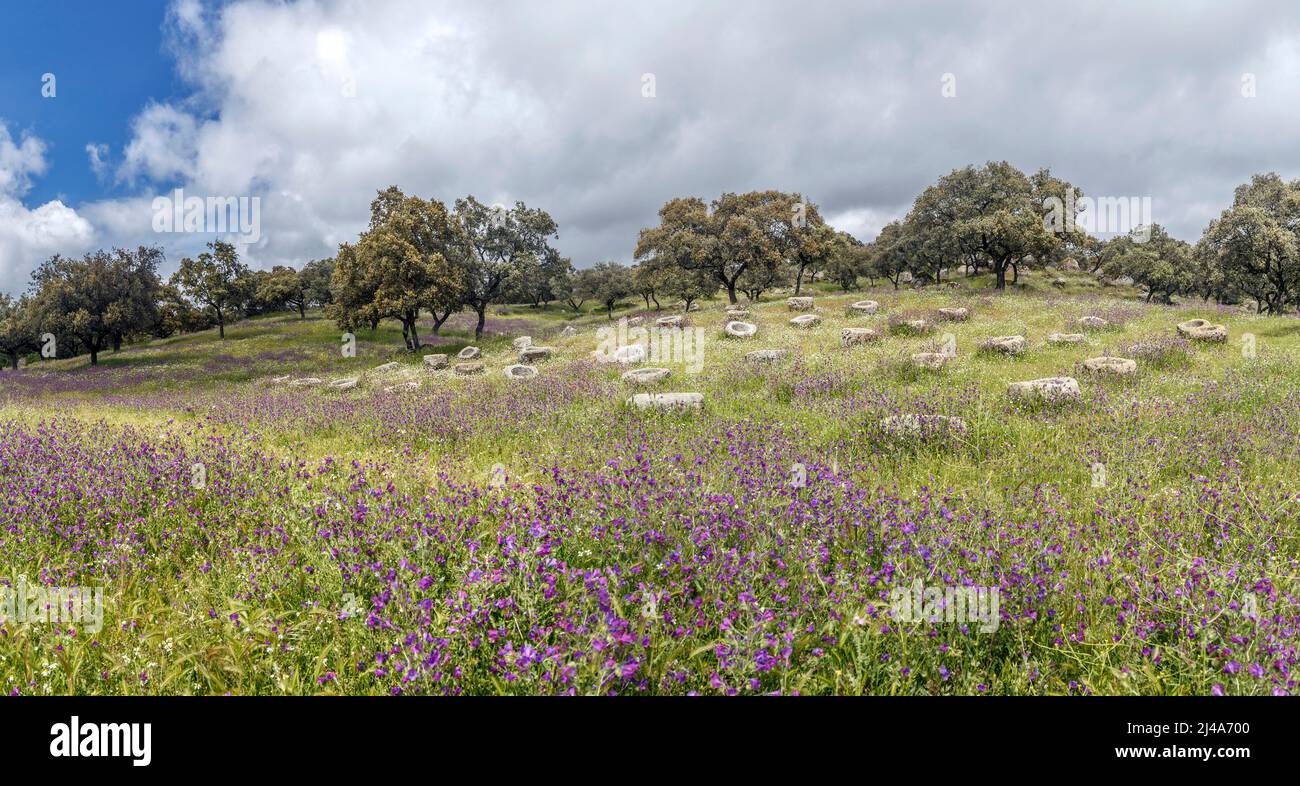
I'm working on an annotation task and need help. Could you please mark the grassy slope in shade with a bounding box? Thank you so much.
[1,270,1298,695]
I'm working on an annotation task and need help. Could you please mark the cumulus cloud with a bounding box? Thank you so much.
[0,124,95,293]
[119,102,200,185]
[6,0,1300,294]
[0,127,48,195]
[86,143,111,181]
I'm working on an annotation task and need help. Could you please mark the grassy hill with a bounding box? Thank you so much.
[2,271,1298,695]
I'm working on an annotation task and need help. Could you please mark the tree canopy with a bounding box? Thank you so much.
[171,241,252,339]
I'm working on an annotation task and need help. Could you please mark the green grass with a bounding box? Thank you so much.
[2,269,1297,695]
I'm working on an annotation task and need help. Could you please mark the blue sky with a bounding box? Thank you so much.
[0,1,177,207]
[2,1,1300,296]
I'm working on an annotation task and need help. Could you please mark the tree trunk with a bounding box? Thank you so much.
[217,309,226,339]
[725,281,738,304]
[431,307,454,335]
[474,304,487,341]
[995,265,1008,290]
[299,303,306,319]
[794,266,805,295]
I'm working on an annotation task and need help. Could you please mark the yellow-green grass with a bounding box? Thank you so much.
[2,270,1297,695]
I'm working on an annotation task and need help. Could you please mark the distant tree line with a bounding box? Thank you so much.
[0,243,335,367]
[3,165,1298,367]
[843,163,1300,314]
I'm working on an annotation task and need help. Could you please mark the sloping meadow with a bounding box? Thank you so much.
[2,292,1298,694]
[1,374,1297,694]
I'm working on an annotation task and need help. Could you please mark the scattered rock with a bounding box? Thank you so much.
[910,352,948,370]
[1008,376,1081,402]
[725,321,758,338]
[372,362,402,374]
[269,375,290,384]
[454,362,485,376]
[626,392,704,411]
[512,336,533,352]
[879,414,968,439]
[847,300,879,315]
[1083,356,1137,375]
[519,346,554,362]
[1176,319,1228,342]
[621,367,671,385]
[560,325,578,338]
[1047,332,1087,344]
[893,318,929,334]
[899,271,914,284]
[725,309,751,319]
[1107,276,1136,287]
[789,314,822,328]
[423,354,449,370]
[383,380,421,393]
[289,377,323,387]
[503,364,538,380]
[1059,257,1080,272]
[787,296,815,311]
[627,316,645,327]
[745,349,789,364]
[595,344,647,365]
[457,346,481,360]
[1078,316,1109,330]
[841,327,882,347]
[937,307,969,322]
[1052,277,1067,288]
[980,335,1027,355]
[655,315,686,328]
[328,377,359,390]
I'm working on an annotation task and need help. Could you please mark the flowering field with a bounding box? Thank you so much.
[2,280,1298,695]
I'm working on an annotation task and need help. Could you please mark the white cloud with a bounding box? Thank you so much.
[86,143,111,181]
[0,126,48,195]
[0,124,95,293]
[8,0,1300,294]
[119,102,200,185]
